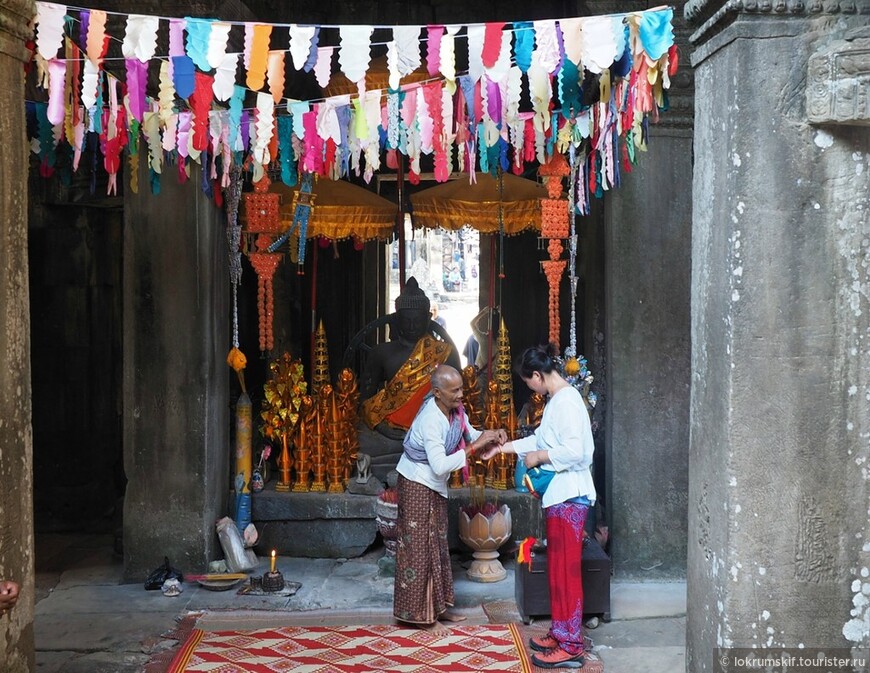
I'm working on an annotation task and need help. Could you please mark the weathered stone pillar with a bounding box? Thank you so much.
[0,0,35,670]
[123,158,229,582]
[686,1,870,669]
[594,0,695,576]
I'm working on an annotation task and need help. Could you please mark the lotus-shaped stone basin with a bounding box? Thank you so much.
[458,504,512,582]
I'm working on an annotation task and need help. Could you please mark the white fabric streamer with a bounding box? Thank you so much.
[122,14,159,62]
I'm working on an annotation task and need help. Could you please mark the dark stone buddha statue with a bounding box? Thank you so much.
[357,277,460,475]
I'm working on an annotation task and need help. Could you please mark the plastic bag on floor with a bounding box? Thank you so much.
[216,517,258,572]
[144,557,184,590]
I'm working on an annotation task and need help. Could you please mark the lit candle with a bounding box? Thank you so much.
[270,549,276,574]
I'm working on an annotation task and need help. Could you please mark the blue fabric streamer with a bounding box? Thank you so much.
[559,59,581,118]
[547,112,558,156]
[295,172,315,263]
[171,55,196,99]
[612,25,632,77]
[337,105,351,177]
[553,22,566,78]
[290,102,308,138]
[228,85,244,150]
[477,123,488,173]
[459,76,477,127]
[513,22,534,73]
[200,147,213,198]
[303,27,320,73]
[497,137,509,172]
[277,116,297,186]
[639,8,674,61]
[184,18,213,72]
[150,167,161,195]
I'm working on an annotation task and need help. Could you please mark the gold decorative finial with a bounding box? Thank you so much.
[312,320,330,396]
[494,316,513,428]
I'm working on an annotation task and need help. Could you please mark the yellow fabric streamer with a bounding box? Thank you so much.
[247,24,272,91]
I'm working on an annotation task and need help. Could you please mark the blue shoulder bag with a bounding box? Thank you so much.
[522,467,555,499]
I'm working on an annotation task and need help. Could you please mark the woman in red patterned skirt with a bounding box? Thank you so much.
[482,344,596,669]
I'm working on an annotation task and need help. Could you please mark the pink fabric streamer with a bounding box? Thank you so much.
[426,25,445,77]
[302,109,324,174]
[46,59,66,126]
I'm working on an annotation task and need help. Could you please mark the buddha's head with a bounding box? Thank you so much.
[393,277,431,343]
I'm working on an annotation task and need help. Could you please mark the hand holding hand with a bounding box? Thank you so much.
[0,580,20,612]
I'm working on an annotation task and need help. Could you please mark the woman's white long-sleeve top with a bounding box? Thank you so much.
[512,386,597,508]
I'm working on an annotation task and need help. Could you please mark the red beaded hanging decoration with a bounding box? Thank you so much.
[249,252,281,352]
[538,153,571,350]
[243,174,284,353]
[244,174,282,233]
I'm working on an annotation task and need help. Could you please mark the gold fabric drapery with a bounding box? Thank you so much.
[243,178,397,242]
[409,173,545,234]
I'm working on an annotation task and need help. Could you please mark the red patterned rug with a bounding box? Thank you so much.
[167,623,534,672]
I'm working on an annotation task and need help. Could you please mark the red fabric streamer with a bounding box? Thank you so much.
[481,23,505,68]
[190,71,214,152]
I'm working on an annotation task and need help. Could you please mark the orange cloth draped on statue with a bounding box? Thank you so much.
[361,336,452,432]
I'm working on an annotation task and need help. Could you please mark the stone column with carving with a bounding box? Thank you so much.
[585,0,695,576]
[0,0,35,671]
[685,0,869,669]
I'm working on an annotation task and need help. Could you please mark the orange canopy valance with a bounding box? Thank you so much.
[409,173,544,235]
[243,177,397,242]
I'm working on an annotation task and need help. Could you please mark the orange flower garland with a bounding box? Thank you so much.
[249,253,282,352]
[542,260,566,348]
[541,199,570,238]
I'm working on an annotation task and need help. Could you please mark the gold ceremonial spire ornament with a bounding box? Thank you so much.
[312,320,330,396]
[494,316,513,429]
[323,385,346,493]
[292,395,314,492]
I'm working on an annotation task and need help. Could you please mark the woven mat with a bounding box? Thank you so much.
[167,623,533,672]
[143,613,201,673]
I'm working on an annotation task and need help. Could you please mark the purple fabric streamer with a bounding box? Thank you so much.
[554,22,565,78]
[79,11,90,52]
[486,78,501,125]
[240,111,250,152]
[125,59,147,122]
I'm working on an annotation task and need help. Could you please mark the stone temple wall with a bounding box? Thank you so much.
[686,1,870,669]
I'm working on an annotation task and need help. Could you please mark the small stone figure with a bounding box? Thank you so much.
[346,451,383,495]
[355,452,372,483]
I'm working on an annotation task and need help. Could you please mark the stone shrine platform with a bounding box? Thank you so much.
[251,484,545,558]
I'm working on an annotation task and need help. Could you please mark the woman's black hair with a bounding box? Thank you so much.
[515,343,559,379]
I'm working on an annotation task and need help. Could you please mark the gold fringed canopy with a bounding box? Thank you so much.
[266,178,397,242]
[409,173,545,234]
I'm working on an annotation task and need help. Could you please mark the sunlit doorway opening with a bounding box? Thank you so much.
[388,215,481,367]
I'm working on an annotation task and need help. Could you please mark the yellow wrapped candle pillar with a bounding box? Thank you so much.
[234,392,253,530]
